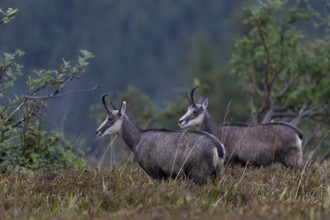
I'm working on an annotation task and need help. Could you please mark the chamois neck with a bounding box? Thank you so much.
[199,111,218,134]
[120,116,142,152]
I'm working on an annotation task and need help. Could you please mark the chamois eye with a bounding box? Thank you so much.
[108,116,114,122]
[193,109,199,115]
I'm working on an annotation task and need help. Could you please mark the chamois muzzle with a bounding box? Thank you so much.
[178,119,188,128]
[96,129,102,137]
[96,123,106,137]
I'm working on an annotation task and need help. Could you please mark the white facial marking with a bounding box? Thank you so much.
[184,112,204,127]
[178,105,204,128]
[102,118,123,137]
[96,118,108,136]
[96,109,123,138]
[178,108,191,127]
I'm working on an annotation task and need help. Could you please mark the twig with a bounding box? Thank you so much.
[26,85,100,100]
[2,85,99,127]
[3,97,27,125]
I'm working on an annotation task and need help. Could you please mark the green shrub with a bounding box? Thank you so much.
[0,47,94,172]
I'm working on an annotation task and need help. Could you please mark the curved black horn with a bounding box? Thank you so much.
[185,85,192,104]
[102,94,112,114]
[190,86,199,106]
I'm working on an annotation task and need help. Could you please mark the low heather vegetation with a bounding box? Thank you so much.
[1,162,330,220]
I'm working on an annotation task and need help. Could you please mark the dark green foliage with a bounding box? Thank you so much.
[0,35,93,172]
[2,0,330,168]
[89,0,330,163]
[187,36,249,124]
[0,130,84,172]
[231,0,330,125]
[228,0,330,158]
[0,0,254,144]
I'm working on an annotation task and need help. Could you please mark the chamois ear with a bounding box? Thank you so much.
[119,101,126,115]
[197,96,204,105]
[202,97,208,110]
[110,101,119,110]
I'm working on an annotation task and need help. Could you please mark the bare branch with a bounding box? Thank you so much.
[261,108,274,123]
[248,77,262,96]
[262,105,295,123]
[2,97,27,125]
[290,108,324,126]
[26,85,100,100]
[30,73,77,96]
[274,82,289,101]
[2,85,99,128]
[269,67,284,88]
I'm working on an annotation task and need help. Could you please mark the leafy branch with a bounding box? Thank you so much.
[0,8,17,25]
[0,49,95,172]
[1,50,97,131]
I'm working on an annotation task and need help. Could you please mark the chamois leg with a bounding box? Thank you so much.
[281,147,303,170]
[189,167,209,185]
[212,163,222,183]
[192,176,208,185]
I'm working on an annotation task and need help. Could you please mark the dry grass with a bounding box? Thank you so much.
[0,162,330,220]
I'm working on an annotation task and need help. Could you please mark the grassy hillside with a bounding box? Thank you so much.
[1,163,330,220]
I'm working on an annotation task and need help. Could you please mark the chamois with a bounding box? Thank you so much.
[96,95,225,185]
[178,87,303,169]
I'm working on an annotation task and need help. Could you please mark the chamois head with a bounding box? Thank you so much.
[96,94,126,138]
[178,86,208,128]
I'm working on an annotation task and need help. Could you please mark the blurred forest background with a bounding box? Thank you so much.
[1,0,329,168]
[0,0,248,136]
